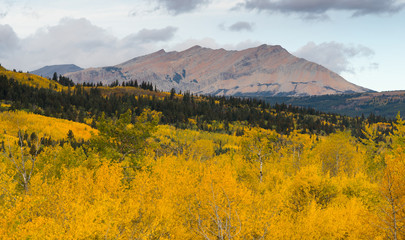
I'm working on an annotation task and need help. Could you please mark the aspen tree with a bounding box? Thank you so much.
[241,128,278,182]
[1,130,40,193]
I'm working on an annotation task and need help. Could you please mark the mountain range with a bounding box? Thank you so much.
[60,45,371,97]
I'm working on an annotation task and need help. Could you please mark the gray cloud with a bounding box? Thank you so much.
[229,21,254,32]
[0,18,178,71]
[294,41,375,74]
[156,0,210,14]
[125,26,178,44]
[369,62,379,70]
[0,24,19,57]
[243,0,405,18]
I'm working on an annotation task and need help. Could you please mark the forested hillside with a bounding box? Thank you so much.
[261,92,405,118]
[0,66,66,91]
[1,67,404,239]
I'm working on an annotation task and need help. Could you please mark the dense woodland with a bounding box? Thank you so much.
[1,67,405,239]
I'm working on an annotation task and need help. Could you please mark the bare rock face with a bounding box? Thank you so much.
[65,44,370,96]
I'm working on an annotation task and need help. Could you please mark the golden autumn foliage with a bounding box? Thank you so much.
[1,110,405,239]
[377,114,405,239]
[311,131,365,177]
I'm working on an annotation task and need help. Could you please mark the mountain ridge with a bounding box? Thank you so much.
[64,44,371,97]
[32,64,83,78]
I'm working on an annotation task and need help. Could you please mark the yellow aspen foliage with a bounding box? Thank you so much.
[288,199,380,239]
[0,162,127,239]
[270,166,383,239]
[35,144,92,179]
[188,117,197,127]
[241,127,279,182]
[338,173,381,210]
[0,161,17,217]
[185,160,270,239]
[185,139,215,161]
[390,113,405,155]
[123,155,200,239]
[311,131,365,177]
[361,123,388,179]
[283,130,315,172]
[281,165,337,214]
[379,152,405,239]
[91,109,160,164]
[265,130,316,178]
[374,114,405,239]
[1,111,402,239]
[151,124,240,160]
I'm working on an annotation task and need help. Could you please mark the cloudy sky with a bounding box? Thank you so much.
[0,0,404,91]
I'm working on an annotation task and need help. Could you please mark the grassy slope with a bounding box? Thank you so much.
[0,110,96,142]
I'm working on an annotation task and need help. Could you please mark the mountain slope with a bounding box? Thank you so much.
[32,64,83,78]
[65,45,371,96]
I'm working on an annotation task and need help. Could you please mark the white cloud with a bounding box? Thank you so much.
[0,0,12,18]
[0,18,178,71]
[294,41,376,74]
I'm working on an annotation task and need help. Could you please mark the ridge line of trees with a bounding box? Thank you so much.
[0,74,393,138]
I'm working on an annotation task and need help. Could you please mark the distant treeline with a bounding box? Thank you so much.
[80,79,156,91]
[0,74,392,137]
[51,71,156,91]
